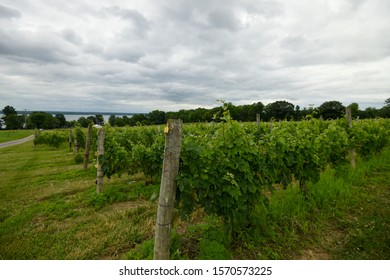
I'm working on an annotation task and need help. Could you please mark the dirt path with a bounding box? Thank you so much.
[0,135,34,148]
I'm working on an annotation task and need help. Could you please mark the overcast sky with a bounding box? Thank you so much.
[0,0,389,113]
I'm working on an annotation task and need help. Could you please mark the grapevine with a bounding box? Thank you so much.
[96,108,389,236]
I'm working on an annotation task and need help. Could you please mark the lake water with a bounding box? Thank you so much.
[64,114,130,122]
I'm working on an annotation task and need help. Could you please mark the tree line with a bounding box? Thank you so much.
[1,98,390,129]
[105,99,390,127]
[0,106,105,130]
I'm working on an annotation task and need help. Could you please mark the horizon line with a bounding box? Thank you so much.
[11,110,143,115]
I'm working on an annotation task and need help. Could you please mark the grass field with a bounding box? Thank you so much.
[0,130,34,143]
[0,135,389,260]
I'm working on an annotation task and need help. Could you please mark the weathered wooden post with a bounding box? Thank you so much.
[154,119,182,260]
[256,113,261,130]
[74,138,79,154]
[68,129,73,151]
[83,123,93,170]
[346,107,356,168]
[96,128,105,193]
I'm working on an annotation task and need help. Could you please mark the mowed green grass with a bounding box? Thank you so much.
[262,149,390,260]
[0,134,389,260]
[0,130,34,143]
[331,149,390,259]
[0,140,158,259]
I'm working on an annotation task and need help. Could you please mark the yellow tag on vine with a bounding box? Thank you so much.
[164,125,169,134]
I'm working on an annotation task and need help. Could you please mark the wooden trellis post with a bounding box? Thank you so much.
[68,129,73,151]
[74,138,79,154]
[154,119,182,260]
[83,123,93,170]
[256,113,261,130]
[96,128,105,193]
[346,107,356,168]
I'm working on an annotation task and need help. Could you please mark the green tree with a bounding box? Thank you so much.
[86,116,96,126]
[67,120,77,128]
[380,98,390,118]
[27,112,59,129]
[1,105,24,129]
[115,116,125,127]
[348,103,359,118]
[264,100,295,121]
[108,114,116,126]
[299,104,319,119]
[318,101,345,120]
[252,102,265,121]
[294,105,302,120]
[3,115,24,129]
[95,115,104,125]
[122,116,131,126]
[176,109,190,123]
[128,114,148,126]
[55,114,67,128]
[147,110,166,124]
[361,107,379,119]
[2,105,17,116]
[77,117,88,128]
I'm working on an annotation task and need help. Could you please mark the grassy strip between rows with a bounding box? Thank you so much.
[0,140,389,259]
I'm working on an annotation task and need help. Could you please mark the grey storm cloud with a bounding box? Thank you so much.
[0,0,389,113]
[105,6,150,29]
[208,8,241,31]
[0,29,75,64]
[61,29,84,45]
[0,4,22,19]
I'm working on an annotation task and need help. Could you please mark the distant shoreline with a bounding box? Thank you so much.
[11,111,142,116]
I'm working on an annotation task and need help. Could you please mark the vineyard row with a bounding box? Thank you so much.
[33,114,390,232]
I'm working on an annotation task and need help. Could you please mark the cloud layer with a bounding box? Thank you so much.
[1,0,389,113]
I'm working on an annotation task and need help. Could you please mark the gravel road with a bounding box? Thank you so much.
[0,135,34,148]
